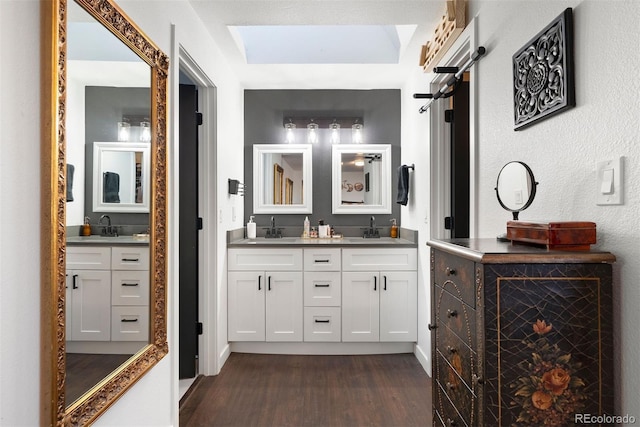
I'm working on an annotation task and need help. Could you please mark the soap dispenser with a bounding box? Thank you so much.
[81,216,92,236]
[390,218,398,238]
[247,216,257,239]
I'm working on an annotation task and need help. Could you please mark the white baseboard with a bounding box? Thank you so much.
[217,343,231,374]
[414,343,431,377]
[229,341,414,355]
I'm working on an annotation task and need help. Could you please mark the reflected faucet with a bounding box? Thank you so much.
[99,214,118,237]
[364,215,380,238]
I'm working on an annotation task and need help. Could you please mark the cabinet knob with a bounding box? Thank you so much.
[446,346,457,354]
[446,381,456,391]
[472,374,485,385]
[446,418,457,427]
[445,267,456,276]
[427,323,438,330]
[446,309,458,318]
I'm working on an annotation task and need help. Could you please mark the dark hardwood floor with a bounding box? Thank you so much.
[180,353,432,427]
[65,353,132,404]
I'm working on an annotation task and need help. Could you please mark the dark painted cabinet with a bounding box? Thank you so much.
[428,239,615,427]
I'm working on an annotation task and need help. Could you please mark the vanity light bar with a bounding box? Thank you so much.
[282,117,364,129]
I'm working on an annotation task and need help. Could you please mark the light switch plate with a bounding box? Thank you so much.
[596,157,623,205]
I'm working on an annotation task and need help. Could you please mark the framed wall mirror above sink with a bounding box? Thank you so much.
[42,0,168,425]
[332,144,392,214]
[253,144,313,214]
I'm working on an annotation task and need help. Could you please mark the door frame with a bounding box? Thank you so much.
[170,23,219,385]
[429,19,479,240]
[178,46,218,378]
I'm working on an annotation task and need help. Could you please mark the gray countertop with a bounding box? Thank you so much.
[67,235,149,246]
[228,234,418,248]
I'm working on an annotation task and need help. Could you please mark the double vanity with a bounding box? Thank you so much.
[227,231,418,354]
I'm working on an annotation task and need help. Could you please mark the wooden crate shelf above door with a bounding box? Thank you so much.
[419,0,467,72]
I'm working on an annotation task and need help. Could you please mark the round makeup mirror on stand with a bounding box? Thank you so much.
[495,161,538,240]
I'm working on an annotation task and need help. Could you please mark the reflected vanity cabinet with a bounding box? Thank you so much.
[428,239,615,427]
[66,245,150,344]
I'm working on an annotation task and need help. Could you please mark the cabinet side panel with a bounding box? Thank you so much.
[483,263,613,426]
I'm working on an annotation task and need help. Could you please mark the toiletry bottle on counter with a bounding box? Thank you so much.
[81,216,92,236]
[390,218,398,238]
[303,216,310,238]
[247,215,256,239]
[318,219,329,238]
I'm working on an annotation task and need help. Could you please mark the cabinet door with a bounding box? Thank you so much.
[380,271,417,342]
[228,272,266,341]
[69,270,112,341]
[65,271,74,339]
[265,272,303,342]
[342,272,379,342]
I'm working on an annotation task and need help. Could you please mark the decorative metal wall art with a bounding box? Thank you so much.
[513,8,575,130]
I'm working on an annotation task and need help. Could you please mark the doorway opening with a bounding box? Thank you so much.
[177,47,218,398]
[429,26,478,240]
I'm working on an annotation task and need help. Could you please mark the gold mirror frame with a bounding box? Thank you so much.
[41,0,168,425]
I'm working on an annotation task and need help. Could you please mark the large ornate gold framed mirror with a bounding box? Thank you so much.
[41,0,168,425]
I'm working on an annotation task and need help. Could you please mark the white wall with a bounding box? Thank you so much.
[403,0,640,416]
[0,1,243,426]
[0,2,42,425]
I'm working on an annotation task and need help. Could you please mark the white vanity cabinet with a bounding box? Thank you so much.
[342,248,417,342]
[303,248,341,342]
[66,245,150,343]
[228,249,303,342]
[66,246,112,341]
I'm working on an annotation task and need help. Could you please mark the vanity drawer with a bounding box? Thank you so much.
[304,248,341,271]
[111,306,149,341]
[304,272,341,306]
[436,285,476,349]
[111,246,149,270]
[434,250,475,308]
[111,270,150,306]
[228,248,303,271]
[304,307,341,342]
[67,246,111,270]
[342,248,417,271]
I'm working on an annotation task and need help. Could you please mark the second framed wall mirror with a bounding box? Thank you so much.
[332,144,392,214]
[42,0,169,425]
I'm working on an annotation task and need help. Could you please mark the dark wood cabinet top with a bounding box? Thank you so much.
[427,238,616,264]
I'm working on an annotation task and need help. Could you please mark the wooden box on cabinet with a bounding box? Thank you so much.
[506,220,596,250]
[428,239,614,427]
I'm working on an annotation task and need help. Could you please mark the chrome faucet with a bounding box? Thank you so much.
[99,214,118,237]
[364,215,380,238]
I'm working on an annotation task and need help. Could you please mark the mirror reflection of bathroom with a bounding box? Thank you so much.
[340,152,382,206]
[261,152,304,205]
[66,0,151,223]
[65,0,152,408]
[495,161,538,240]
